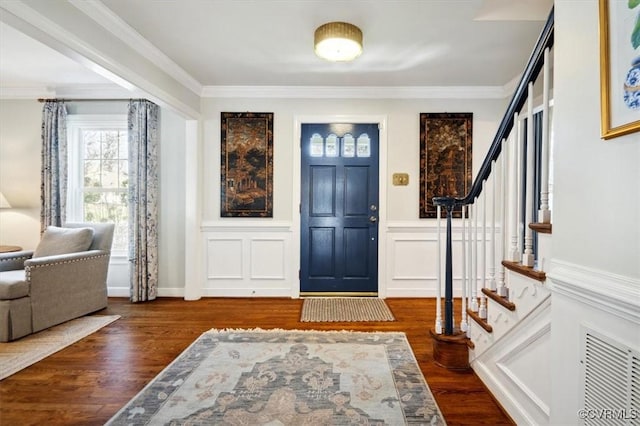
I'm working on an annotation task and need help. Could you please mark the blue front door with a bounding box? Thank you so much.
[300,123,379,294]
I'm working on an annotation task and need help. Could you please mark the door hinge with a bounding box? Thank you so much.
[298,270,301,280]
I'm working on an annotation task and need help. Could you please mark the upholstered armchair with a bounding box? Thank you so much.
[0,222,114,342]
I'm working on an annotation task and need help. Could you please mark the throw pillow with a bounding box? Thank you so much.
[33,226,94,258]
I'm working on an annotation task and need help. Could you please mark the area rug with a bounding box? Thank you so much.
[0,314,120,380]
[300,297,395,322]
[106,328,445,425]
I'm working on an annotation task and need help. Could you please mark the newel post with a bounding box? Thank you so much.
[431,197,470,370]
[441,198,455,335]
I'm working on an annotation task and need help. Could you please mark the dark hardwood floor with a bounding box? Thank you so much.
[0,298,514,425]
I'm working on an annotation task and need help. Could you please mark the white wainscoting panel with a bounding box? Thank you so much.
[547,260,640,424]
[202,222,293,297]
[199,221,500,298]
[250,239,287,280]
[207,238,243,279]
[385,222,498,297]
[106,255,130,297]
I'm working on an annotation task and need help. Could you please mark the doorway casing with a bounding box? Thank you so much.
[292,115,389,299]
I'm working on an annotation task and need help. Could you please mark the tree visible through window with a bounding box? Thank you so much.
[67,116,128,253]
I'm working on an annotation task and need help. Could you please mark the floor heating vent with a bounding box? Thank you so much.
[581,327,639,425]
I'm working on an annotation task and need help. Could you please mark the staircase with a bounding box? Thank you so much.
[431,8,556,425]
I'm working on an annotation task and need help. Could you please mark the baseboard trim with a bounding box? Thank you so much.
[108,287,186,298]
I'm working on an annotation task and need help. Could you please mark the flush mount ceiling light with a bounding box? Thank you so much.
[314,22,363,62]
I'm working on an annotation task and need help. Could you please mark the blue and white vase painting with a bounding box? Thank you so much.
[624,56,640,109]
[625,1,640,109]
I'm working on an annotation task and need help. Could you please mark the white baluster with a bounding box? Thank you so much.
[435,205,443,334]
[482,181,487,290]
[471,200,479,312]
[539,47,552,224]
[522,83,535,267]
[467,204,477,312]
[478,293,488,319]
[511,112,522,262]
[460,205,468,333]
[479,188,488,318]
[489,161,497,291]
[498,138,508,298]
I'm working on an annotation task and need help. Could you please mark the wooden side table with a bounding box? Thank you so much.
[0,245,22,253]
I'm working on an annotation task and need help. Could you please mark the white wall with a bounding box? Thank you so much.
[549,1,640,423]
[0,100,41,249]
[553,3,640,279]
[199,96,506,296]
[201,97,505,222]
[0,99,187,295]
[158,107,186,294]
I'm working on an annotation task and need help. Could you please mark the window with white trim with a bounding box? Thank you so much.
[67,115,128,255]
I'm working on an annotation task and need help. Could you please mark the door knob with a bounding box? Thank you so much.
[369,216,377,223]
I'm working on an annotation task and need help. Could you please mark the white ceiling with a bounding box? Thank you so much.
[0,21,112,90]
[0,0,553,97]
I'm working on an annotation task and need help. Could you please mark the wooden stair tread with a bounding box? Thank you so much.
[482,288,516,311]
[529,222,552,234]
[467,308,492,333]
[502,260,546,282]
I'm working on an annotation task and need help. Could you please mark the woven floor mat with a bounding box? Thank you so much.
[300,297,395,322]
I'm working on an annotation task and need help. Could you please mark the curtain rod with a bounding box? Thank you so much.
[38,98,137,103]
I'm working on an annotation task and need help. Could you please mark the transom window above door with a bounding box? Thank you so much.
[309,132,371,158]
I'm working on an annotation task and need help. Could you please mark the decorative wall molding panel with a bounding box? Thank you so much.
[202,222,292,297]
[198,220,501,298]
[549,265,640,425]
[385,223,499,297]
[472,298,552,426]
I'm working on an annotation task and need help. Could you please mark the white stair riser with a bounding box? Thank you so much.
[470,271,550,358]
[536,233,552,272]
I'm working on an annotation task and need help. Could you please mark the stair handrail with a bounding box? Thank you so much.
[459,7,554,207]
[432,7,554,337]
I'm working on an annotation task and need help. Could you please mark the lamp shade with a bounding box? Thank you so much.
[314,22,363,62]
[0,192,11,208]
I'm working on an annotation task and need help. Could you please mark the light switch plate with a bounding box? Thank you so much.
[392,173,409,186]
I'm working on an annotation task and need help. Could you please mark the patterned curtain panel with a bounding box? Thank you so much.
[40,100,68,232]
[128,100,159,302]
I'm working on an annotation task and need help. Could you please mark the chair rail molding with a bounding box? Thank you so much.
[547,259,640,324]
[201,221,292,233]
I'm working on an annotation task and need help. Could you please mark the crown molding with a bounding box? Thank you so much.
[0,84,145,100]
[201,85,511,99]
[68,0,202,96]
[2,83,516,101]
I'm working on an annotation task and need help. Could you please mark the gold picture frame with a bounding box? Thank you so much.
[599,0,640,139]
